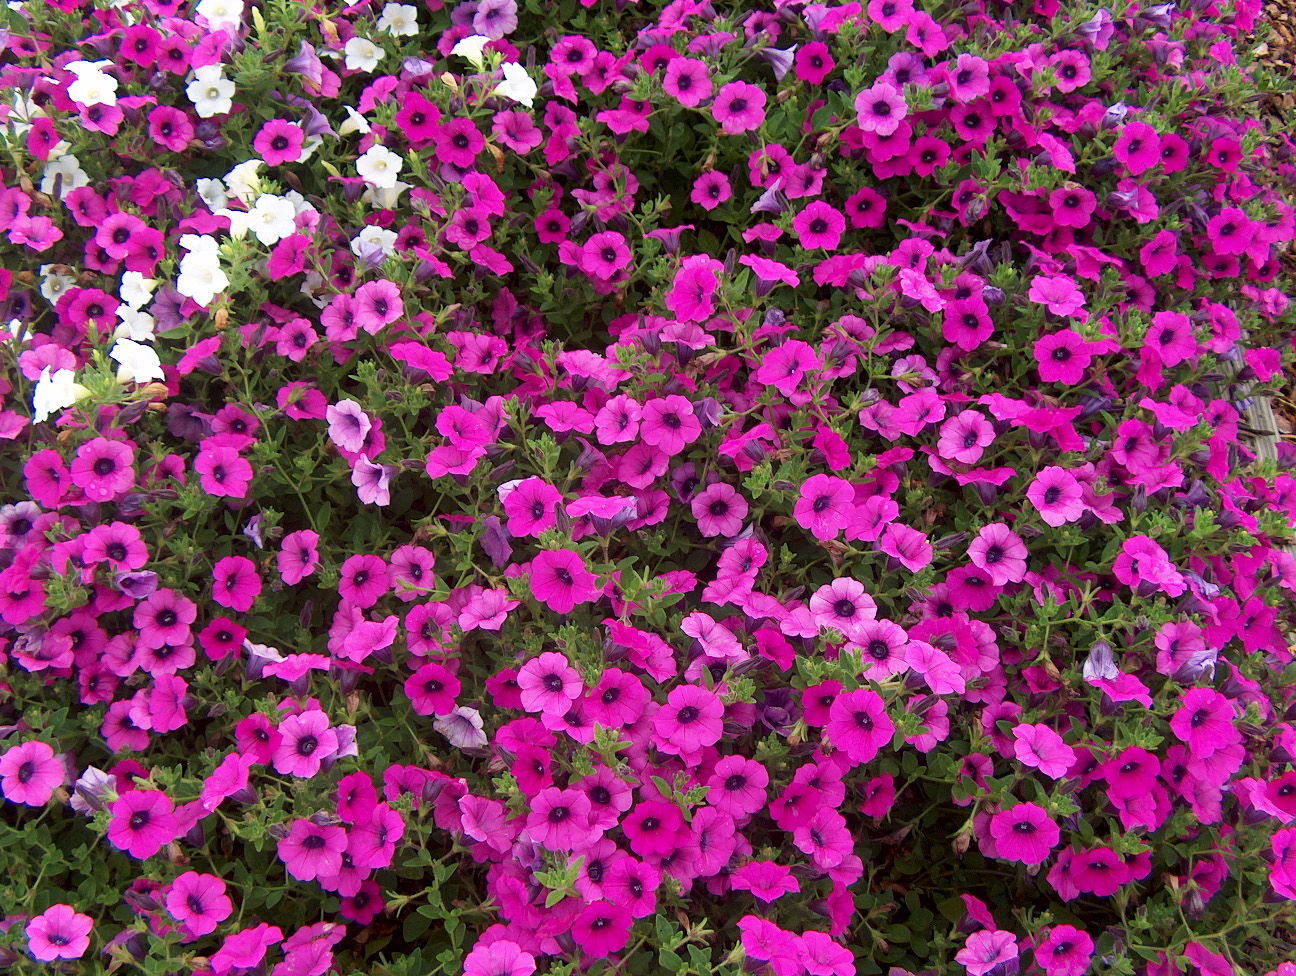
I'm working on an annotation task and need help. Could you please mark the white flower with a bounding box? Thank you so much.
[495,62,538,108]
[216,207,252,240]
[176,245,229,307]
[114,307,156,342]
[109,338,164,384]
[377,2,419,36]
[344,36,382,72]
[119,271,158,310]
[435,706,487,750]
[180,233,220,256]
[223,159,263,202]
[195,177,228,211]
[361,182,410,210]
[39,264,76,306]
[6,92,42,138]
[351,225,398,259]
[40,154,88,197]
[187,65,234,118]
[338,106,372,137]
[356,144,401,189]
[247,193,297,246]
[32,367,89,424]
[65,61,118,107]
[451,34,489,69]
[3,319,30,343]
[195,0,243,30]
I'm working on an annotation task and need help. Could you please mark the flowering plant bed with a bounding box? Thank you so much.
[1,0,1296,975]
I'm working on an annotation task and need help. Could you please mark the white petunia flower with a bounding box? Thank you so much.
[338,106,372,137]
[351,225,398,259]
[451,34,489,69]
[362,181,410,210]
[223,159,263,202]
[377,2,419,36]
[32,367,89,424]
[65,61,118,107]
[176,242,229,307]
[109,338,165,384]
[495,61,538,108]
[119,271,158,310]
[194,177,228,211]
[434,706,487,750]
[40,154,88,197]
[187,65,235,118]
[344,37,382,72]
[356,144,401,189]
[114,307,156,342]
[247,193,297,246]
[39,264,76,306]
[195,0,244,30]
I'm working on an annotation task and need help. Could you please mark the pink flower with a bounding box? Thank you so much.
[639,395,702,456]
[1113,121,1160,175]
[1028,275,1087,318]
[195,443,253,498]
[756,340,822,395]
[967,523,1028,585]
[0,740,64,806]
[794,201,846,250]
[254,118,305,165]
[826,688,894,766]
[326,399,372,454]
[1012,723,1076,779]
[957,929,1018,976]
[691,483,748,537]
[25,904,93,961]
[1035,925,1094,976]
[278,529,320,585]
[988,803,1059,865]
[464,940,536,976]
[279,819,347,881]
[731,860,800,903]
[1026,467,1085,526]
[210,923,283,976]
[518,652,583,714]
[71,438,135,502]
[713,80,767,134]
[653,684,724,756]
[527,786,594,851]
[572,901,633,957]
[663,57,712,107]
[274,710,338,778]
[108,789,178,859]
[855,80,907,136]
[529,548,599,613]
[166,871,233,938]
[1170,688,1240,757]
[212,555,261,613]
[666,254,723,322]
[795,474,856,541]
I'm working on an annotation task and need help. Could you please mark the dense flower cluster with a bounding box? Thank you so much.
[0,0,1294,973]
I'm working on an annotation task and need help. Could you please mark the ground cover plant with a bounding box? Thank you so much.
[1,0,1296,974]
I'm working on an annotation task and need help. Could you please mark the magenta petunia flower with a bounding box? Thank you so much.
[731,860,800,903]
[71,437,136,502]
[529,548,599,614]
[210,923,283,976]
[572,900,633,958]
[166,871,234,938]
[25,904,93,961]
[957,929,1019,976]
[855,80,907,136]
[211,555,261,613]
[1035,925,1095,976]
[526,786,593,851]
[1113,120,1160,175]
[639,395,702,456]
[352,455,398,506]
[712,80,767,134]
[794,473,856,541]
[279,819,347,881]
[690,171,732,211]
[706,755,769,817]
[465,940,535,976]
[967,523,1028,585]
[666,254,723,322]
[691,482,748,537]
[195,443,253,498]
[948,53,991,102]
[0,740,64,806]
[1026,466,1085,526]
[108,789,178,859]
[793,200,846,250]
[1170,687,1240,758]
[278,529,320,586]
[1012,723,1076,779]
[826,688,894,766]
[809,577,877,640]
[663,56,712,107]
[254,118,305,166]
[273,709,338,778]
[1028,275,1086,318]
[1034,329,1095,384]
[937,409,996,464]
[405,662,461,716]
[326,400,372,454]
[988,803,1059,865]
[337,553,391,607]
[653,683,724,756]
[517,652,583,714]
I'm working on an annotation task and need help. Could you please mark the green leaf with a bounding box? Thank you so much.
[659,949,683,972]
